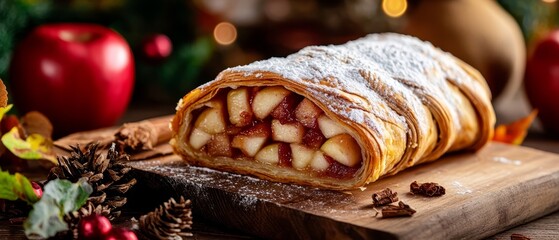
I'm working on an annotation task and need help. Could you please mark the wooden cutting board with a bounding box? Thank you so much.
[55,118,559,240]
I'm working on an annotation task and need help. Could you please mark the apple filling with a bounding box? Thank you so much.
[187,86,363,179]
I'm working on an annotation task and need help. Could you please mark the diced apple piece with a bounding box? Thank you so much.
[255,144,279,164]
[232,135,268,157]
[295,99,323,128]
[252,86,291,119]
[227,88,253,127]
[194,107,226,134]
[271,119,304,143]
[189,128,212,150]
[320,134,361,167]
[232,122,271,156]
[204,100,224,109]
[310,151,330,171]
[317,115,346,138]
[291,144,315,170]
[207,133,232,157]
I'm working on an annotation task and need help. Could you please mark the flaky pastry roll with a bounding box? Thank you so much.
[171,33,495,190]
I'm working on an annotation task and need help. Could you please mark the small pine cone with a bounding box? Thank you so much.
[63,201,113,239]
[139,196,193,240]
[67,201,113,221]
[48,142,136,221]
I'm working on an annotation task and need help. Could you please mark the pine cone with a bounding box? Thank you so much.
[63,201,113,239]
[48,142,136,221]
[139,196,193,240]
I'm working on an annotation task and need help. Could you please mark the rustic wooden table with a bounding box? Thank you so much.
[1,95,558,239]
[486,135,559,240]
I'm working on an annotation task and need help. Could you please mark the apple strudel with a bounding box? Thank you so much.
[170,33,495,189]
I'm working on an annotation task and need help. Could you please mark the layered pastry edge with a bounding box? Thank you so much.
[171,76,375,189]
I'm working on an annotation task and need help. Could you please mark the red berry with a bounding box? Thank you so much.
[31,182,42,199]
[78,215,112,240]
[103,228,138,240]
[141,34,172,62]
[1,115,20,134]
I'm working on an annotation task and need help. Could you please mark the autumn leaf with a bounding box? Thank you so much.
[1,127,57,164]
[0,80,7,108]
[493,110,538,145]
[0,104,13,121]
[0,169,39,205]
[21,111,53,138]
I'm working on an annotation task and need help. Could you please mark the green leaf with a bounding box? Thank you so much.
[43,178,91,213]
[0,104,12,120]
[1,127,57,164]
[0,169,38,204]
[24,179,92,239]
[24,198,69,238]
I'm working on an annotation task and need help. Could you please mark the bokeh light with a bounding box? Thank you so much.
[382,0,407,18]
[213,22,237,45]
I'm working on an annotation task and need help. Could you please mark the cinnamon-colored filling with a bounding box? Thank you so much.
[186,86,363,179]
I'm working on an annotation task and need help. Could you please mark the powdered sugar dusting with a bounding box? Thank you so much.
[492,157,522,166]
[347,34,463,131]
[141,163,359,216]
[232,193,258,210]
[231,45,407,129]
[452,181,472,195]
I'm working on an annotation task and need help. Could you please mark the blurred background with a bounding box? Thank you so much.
[1,0,559,136]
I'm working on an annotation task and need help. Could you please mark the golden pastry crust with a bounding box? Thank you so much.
[171,33,495,190]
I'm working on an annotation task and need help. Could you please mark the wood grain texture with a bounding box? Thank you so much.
[126,142,559,240]
[0,222,26,240]
[489,212,559,240]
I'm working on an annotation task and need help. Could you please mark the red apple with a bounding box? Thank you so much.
[9,23,134,136]
[525,30,559,135]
